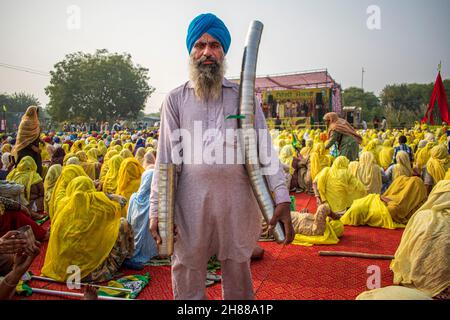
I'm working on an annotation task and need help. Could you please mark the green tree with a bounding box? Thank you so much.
[342,87,381,121]
[45,49,154,123]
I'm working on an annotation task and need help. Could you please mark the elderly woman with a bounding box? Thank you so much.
[390,179,450,299]
[341,176,427,229]
[116,158,144,217]
[348,151,384,194]
[41,176,134,282]
[314,156,367,218]
[423,144,450,194]
[323,112,363,161]
[6,156,45,219]
[11,106,43,177]
[124,167,158,270]
[43,164,62,214]
[383,151,414,192]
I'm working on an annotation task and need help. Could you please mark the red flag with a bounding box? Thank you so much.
[422,72,449,124]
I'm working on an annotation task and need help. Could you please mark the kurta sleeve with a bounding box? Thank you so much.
[325,131,338,149]
[149,93,180,219]
[254,99,291,205]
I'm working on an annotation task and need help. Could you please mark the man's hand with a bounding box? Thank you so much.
[149,217,178,246]
[269,202,295,245]
[0,231,28,255]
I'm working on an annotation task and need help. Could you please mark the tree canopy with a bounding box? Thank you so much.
[45,49,154,123]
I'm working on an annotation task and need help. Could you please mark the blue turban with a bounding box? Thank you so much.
[186,13,231,54]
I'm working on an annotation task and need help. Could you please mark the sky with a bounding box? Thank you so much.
[1,0,449,114]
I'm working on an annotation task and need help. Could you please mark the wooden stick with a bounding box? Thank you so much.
[319,251,395,260]
[31,275,133,293]
[30,288,131,300]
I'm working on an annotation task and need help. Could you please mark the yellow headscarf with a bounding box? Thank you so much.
[42,176,121,282]
[1,143,12,153]
[76,151,96,180]
[316,156,367,213]
[426,144,450,184]
[97,140,107,156]
[350,151,382,194]
[70,140,84,154]
[6,156,43,200]
[99,150,119,183]
[62,143,70,154]
[379,139,394,170]
[11,106,40,159]
[393,151,413,180]
[415,142,435,171]
[300,140,313,159]
[310,142,331,181]
[123,142,134,153]
[119,148,133,159]
[44,164,62,213]
[49,164,88,220]
[116,157,144,217]
[86,148,99,163]
[135,147,146,165]
[280,145,295,175]
[102,155,124,194]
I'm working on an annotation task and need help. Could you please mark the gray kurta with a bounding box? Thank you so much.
[149,78,290,270]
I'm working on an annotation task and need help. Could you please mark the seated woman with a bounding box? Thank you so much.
[76,151,97,180]
[383,151,413,193]
[48,164,88,220]
[43,164,62,214]
[0,196,49,241]
[390,179,450,299]
[6,156,45,219]
[116,158,145,217]
[309,142,331,184]
[291,204,344,246]
[134,147,146,166]
[313,156,367,218]
[98,150,119,187]
[1,152,14,180]
[378,139,394,170]
[340,176,427,229]
[86,148,101,179]
[50,146,65,167]
[348,152,384,194]
[423,144,450,194]
[125,164,158,269]
[41,176,134,283]
[279,144,307,192]
[102,155,124,194]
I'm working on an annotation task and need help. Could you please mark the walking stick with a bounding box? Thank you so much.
[319,251,395,260]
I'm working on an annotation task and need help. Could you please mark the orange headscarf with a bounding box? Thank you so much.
[11,106,40,159]
[324,112,362,144]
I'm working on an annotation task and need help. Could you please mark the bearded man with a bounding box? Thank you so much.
[149,13,294,300]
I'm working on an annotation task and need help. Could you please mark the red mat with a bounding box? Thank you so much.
[18,193,403,300]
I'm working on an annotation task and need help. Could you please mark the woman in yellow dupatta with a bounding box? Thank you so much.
[348,151,383,194]
[300,139,313,159]
[123,142,134,153]
[116,157,144,217]
[425,144,450,191]
[341,176,427,229]
[134,147,146,166]
[76,151,96,180]
[102,155,124,194]
[97,140,107,157]
[42,176,133,282]
[43,164,62,213]
[49,164,88,220]
[379,139,394,170]
[309,142,331,181]
[384,151,413,191]
[6,156,45,216]
[314,156,367,215]
[414,140,433,171]
[363,139,381,165]
[70,140,83,154]
[119,148,133,159]
[99,150,119,185]
[390,180,450,298]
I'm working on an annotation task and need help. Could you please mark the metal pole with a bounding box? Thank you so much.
[361,67,365,91]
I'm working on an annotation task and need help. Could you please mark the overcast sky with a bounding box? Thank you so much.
[1,0,449,113]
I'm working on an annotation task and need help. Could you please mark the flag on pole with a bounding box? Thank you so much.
[421,71,449,124]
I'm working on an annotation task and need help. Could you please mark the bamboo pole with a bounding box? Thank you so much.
[319,251,395,260]
[30,288,131,300]
[30,275,133,293]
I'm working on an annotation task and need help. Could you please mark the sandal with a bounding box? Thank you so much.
[206,273,222,282]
